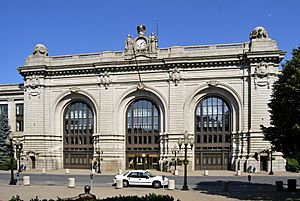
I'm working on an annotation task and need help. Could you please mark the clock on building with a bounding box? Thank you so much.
[135,38,147,50]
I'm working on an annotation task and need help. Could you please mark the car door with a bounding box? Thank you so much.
[127,172,140,185]
[138,172,152,186]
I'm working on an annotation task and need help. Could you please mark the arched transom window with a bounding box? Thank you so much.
[126,99,160,150]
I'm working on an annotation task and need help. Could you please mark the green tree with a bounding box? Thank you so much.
[262,46,300,160]
[0,113,10,164]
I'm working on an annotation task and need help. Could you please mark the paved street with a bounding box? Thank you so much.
[0,170,300,200]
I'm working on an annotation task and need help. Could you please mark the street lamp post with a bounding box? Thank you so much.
[178,131,194,191]
[171,145,179,174]
[96,148,103,174]
[15,139,23,173]
[269,146,274,175]
[5,134,16,185]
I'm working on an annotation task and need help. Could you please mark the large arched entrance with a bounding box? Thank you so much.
[63,101,94,169]
[195,96,231,170]
[126,99,160,170]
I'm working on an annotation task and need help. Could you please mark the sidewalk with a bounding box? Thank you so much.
[0,185,222,201]
[1,170,300,200]
[1,184,300,201]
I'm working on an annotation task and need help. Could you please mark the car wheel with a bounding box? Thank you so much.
[153,181,161,189]
[123,180,129,187]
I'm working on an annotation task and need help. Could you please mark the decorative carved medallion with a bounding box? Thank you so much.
[169,67,182,86]
[26,75,40,89]
[254,61,270,89]
[255,61,270,78]
[25,75,41,97]
[99,71,112,89]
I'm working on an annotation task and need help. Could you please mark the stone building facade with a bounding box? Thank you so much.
[0,25,286,172]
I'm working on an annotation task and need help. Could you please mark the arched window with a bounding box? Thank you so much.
[64,101,94,136]
[63,101,94,169]
[127,99,160,146]
[195,96,231,170]
[196,96,230,135]
[126,99,160,170]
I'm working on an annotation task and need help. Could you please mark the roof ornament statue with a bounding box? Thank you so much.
[249,26,269,40]
[137,25,146,36]
[33,44,48,56]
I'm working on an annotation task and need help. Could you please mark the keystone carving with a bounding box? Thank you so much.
[169,67,182,86]
[69,87,80,93]
[33,44,48,56]
[207,80,220,87]
[137,82,145,90]
[99,71,112,89]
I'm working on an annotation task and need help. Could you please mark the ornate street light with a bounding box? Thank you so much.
[178,131,194,191]
[96,148,103,174]
[269,145,274,175]
[171,145,179,175]
[15,139,23,173]
[5,133,16,185]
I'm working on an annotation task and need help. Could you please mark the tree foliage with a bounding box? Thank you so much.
[262,46,300,159]
[0,113,10,164]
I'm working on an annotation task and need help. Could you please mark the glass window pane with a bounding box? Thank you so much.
[207,98,212,106]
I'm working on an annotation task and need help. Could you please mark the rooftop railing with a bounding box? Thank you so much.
[45,43,247,62]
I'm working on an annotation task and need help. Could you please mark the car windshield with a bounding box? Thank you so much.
[145,171,155,177]
[123,171,129,176]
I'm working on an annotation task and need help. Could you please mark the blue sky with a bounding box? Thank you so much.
[0,0,299,84]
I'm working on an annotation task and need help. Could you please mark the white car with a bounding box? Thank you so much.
[113,170,169,188]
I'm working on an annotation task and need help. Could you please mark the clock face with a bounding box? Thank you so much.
[136,38,147,49]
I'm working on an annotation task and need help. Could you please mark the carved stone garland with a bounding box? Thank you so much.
[169,67,182,86]
[99,71,112,89]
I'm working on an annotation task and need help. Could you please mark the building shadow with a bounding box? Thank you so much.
[193,180,300,200]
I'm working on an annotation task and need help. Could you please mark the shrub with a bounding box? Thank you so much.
[11,194,179,201]
[0,156,17,170]
[286,158,300,173]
